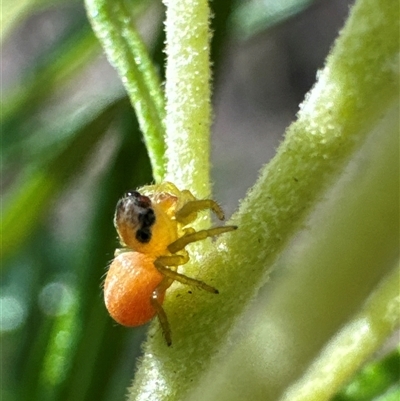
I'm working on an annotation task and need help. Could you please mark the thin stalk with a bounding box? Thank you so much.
[85,0,166,181]
[163,0,212,200]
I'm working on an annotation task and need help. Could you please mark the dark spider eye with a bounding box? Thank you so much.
[136,228,152,243]
[138,209,156,227]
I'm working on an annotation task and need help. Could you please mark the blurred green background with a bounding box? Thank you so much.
[2,0,370,400]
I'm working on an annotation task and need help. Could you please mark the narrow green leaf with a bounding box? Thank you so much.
[1,0,76,40]
[85,0,166,182]
[3,23,99,140]
[278,264,400,401]
[375,385,400,401]
[333,347,400,401]
[231,0,316,39]
[1,0,40,40]
[1,97,127,262]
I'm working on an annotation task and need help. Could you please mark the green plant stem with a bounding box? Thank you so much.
[162,0,212,199]
[85,0,166,182]
[278,265,400,401]
[128,0,399,399]
[182,101,399,401]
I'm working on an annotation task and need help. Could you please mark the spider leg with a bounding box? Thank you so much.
[151,276,174,346]
[175,199,226,224]
[154,255,219,294]
[167,226,237,254]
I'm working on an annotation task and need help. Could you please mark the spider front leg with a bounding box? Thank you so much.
[154,255,219,293]
[175,199,226,225]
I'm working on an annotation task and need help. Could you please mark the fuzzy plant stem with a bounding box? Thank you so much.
[162,0,212,199]
[128,0,399,400]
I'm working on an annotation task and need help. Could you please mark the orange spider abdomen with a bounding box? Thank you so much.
[104,252,165,326]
